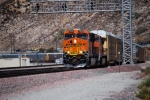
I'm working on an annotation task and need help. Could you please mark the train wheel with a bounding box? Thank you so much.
[85,58,90,68]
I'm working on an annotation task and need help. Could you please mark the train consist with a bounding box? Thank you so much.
[63,29,145,67]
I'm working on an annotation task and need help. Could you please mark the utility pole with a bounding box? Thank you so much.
[122,0,133,64]
[56,35,58,51]
[8,28,13,54]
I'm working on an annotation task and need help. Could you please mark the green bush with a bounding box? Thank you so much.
[46,47,58,53]
[141,69,145,73]
[136,79,150,100]
[145,78,150,87]
[136,86,150,99]
[39,48,45,53]
[138,78,150,88]
[136,66,150,100]
[141,66,150,75]
[145,67,150,75]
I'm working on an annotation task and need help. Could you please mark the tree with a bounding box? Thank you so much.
[39,48,45,53]
[47,47,58,52]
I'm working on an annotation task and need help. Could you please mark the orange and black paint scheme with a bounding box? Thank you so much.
[63,29,102,67]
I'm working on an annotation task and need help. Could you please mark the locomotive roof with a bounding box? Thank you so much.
[90,30,121,39]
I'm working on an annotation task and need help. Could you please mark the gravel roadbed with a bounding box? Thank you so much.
[0,63,149,100]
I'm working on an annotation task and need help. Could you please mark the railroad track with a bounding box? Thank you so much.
[0,64,107,78]
[0,64,68,78]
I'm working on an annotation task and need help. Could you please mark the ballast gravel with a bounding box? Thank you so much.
[0,62,149,100]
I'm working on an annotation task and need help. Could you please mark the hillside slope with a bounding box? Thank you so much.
[0,0,149,51]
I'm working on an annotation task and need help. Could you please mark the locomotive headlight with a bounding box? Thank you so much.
[74,39,77,44]
[67,51,70,54]
[79,51,83,54]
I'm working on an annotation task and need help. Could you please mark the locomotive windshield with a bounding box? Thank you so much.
[95,35,99,42]
[77,33,88,39]
[65,33,75,40]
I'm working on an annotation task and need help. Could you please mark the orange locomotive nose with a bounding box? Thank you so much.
[63,29,89,66]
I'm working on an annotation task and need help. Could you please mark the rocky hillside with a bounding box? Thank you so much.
[0,0,149,52]
[134,0,150,45]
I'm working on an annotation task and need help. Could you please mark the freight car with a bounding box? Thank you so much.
[133,43,145,63]
[91,30,123,65]
[0,53,63,63]
[63,29,145,68]
[25,53,63,62]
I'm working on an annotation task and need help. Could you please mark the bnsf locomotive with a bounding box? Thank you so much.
[63,29,145,68]
[63,29,107,67]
